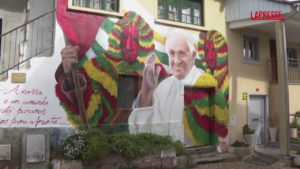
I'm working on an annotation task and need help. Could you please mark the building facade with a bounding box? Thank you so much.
[0,0,299,166]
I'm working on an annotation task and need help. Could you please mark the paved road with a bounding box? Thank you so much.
[193,161,298,169]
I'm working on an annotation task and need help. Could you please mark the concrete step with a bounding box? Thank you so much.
[290,137,300,144]
[186,145,216,155]
[192,153,239,165]
[267,141,300,151]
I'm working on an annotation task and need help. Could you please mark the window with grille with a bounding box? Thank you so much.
[287,47,298,69]
[72,0,119,12]
[116,75,138,109]
[242,35,260,63]
[157,0,203,26]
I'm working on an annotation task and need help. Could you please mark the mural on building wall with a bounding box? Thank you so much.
[54,0,229,151]
[0,0,228,151]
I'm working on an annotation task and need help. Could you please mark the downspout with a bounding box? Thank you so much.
[282,2,300,156]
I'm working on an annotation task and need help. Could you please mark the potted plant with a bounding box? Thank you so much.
[269,112,278,142]
[290,120,298,138]
[228,140,253,160]
[293,150,300,166]
[243,124,257,147]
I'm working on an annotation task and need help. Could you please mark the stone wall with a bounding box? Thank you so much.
[51,150,187,169]
[0,127,76,169]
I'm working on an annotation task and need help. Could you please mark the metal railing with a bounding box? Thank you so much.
[0,9,56,77]
[269,58,300,84]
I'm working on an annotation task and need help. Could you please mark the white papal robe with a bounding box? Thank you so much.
[128,65,204,145]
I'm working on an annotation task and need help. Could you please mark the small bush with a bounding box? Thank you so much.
[243,124,255,134]
[62,131,87,159]
[59,131,191,162]
[81,129,109,160]
[290,120,299,128]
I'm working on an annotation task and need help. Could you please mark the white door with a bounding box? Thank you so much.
[248,95,266,145]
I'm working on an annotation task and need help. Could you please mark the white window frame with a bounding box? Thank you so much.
[241,33,261,65]
[68,0,124,18]
[287,47,298,69]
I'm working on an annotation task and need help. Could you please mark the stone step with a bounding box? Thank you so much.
[186,145,217,155]
[190,150,217,158]
[192,153,239,165]
[267,141,300,151]
[290,138,300,144]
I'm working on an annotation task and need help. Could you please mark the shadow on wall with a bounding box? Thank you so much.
[213,0,225,12]
[0,0,28,13]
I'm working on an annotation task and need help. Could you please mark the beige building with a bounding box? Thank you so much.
[0,0,299,160]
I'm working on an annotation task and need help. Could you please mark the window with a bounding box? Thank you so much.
[287,47,298,69]
[72,0,119,12]
[157,0,203,26]
[242,35,260,63]
[116,75,138,108]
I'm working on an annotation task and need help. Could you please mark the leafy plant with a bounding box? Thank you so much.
[81,129,109,160]
[243,124,255,134]
[62,131,87,159]
[58,130,191,164]
[290,120,299,128]
[295,110,300,117]
[296,150,300,155]
[231,140,250,147]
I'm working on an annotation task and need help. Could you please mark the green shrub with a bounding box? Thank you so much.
[109,133,139,159]
[81,129,109,160]
[59,130,191,162]
[243,124,255,134]
[62,131,87,159]
[290,120,299,128]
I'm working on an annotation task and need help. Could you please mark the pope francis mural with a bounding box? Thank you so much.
[54,0,229,152]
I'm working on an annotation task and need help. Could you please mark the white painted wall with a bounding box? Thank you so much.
[0,0,28,79]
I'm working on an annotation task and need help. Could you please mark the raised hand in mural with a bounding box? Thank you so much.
[61,45,80,74]
[60,45,80,90]
[139,53,161,107]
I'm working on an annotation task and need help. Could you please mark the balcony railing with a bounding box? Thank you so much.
[0,9,56,79]
[269,58,300,84]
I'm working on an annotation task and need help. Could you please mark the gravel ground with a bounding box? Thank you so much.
[193,161,300,169]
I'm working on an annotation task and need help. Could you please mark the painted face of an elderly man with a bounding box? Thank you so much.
[166,33,196,80]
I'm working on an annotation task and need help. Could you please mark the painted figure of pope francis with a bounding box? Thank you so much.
[128,29,204,146]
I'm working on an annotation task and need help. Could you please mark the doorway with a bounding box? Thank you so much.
[247,93,269,145]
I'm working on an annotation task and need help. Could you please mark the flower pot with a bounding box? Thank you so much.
[290,128,298,138]
[269,127,278,142]
[228,146,254,159]
[244,134,258,147]
[293,155,300,166]
[227,146,236,154]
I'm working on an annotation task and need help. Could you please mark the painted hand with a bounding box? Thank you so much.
[142,53,161,93]
[61,45,80,74]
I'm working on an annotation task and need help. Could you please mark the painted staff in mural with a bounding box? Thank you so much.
[54,0,229,151]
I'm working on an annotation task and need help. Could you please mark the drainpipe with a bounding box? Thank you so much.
[282,2,300,156]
